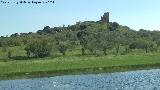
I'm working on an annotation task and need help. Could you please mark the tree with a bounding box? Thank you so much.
[86,33,98,55]
[100,31,114,55]
[8,37,22,46]
[0,37,8,47]
[7,50,12,59]
[25,38,52,58]
[108,22,119,31]
[86,31,113,55]
[54,31,77,55]
[129,38,155,53]
[112,31,123,55]
[58,42,68,55]
[77,30,89,55]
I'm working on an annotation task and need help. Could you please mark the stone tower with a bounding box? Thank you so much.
[101,12,109,23]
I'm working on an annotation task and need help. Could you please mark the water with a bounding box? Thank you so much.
[1,69,160,90]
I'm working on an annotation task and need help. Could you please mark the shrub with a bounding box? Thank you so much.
[25,38,52,58]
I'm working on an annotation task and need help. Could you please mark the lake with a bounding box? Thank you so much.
[0,69,160,90]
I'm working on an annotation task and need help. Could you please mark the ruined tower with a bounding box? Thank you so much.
[101,12,109,23]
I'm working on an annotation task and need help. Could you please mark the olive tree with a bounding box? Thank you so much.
[25,38,52,58]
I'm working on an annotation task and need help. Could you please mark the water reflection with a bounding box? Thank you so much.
[1,69,160,90]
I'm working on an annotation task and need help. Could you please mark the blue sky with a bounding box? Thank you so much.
[0,0,160,36]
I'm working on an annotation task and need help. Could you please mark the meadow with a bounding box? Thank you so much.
[1,46,160,80]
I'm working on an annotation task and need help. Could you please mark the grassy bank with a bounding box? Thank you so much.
[1,54,160,80]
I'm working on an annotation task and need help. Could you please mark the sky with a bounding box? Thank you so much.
[0,0,160,36]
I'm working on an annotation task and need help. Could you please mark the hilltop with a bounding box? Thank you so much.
[1,12,160,79]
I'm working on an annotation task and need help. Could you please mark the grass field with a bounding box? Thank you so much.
[1,52,160,80]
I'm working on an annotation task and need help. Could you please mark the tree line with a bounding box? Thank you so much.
[0,21,160,59]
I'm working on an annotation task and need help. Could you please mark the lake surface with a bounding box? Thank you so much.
[1,69,160,90]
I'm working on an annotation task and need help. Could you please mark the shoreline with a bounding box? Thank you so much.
[1,63,160,80]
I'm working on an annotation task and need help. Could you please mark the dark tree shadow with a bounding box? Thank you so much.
[11,56,33,60]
